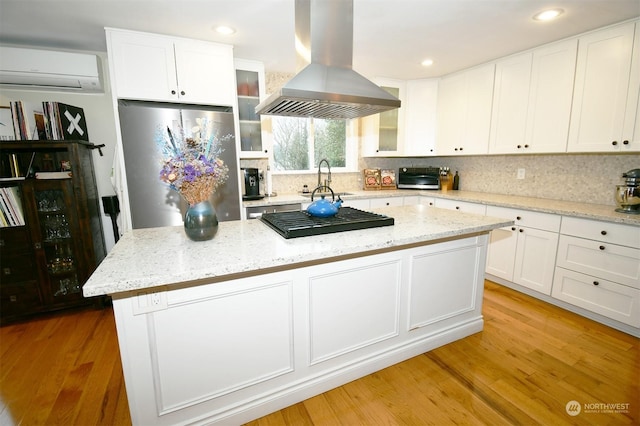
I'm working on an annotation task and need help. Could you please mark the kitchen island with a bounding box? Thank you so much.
[84,204,511,425]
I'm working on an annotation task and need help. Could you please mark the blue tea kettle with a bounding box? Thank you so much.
[306,186,343,218]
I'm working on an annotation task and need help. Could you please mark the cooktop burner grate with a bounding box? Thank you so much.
[260,207,394,239]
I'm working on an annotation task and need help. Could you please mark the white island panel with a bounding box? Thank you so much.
[308,258,402,364]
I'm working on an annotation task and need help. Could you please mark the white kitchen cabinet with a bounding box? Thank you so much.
[489,39,577,154]
[402,196,421,206]
[567,21,640,152]
[404,79,438,156]
[434,198,487,215]
[420,196,436,206]
[361,78,406,157]
[552,268,640,328]
[552,216,640,328]
[436,63,495,156]
[235,59,271,159]
[485,206,560,295]
[370,197,404,208]
[106,28,236,106]
[341,198,370,210]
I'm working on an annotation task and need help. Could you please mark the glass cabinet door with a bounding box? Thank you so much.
[31,181,85,303]
[236,69,263,152]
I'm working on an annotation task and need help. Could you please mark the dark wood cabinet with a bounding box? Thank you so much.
[0,140,106,323]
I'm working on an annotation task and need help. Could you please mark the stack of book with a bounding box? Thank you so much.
[9,101,88,141]
[0,186,25,227]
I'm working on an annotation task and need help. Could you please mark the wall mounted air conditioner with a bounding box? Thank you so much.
[0,46,102,92]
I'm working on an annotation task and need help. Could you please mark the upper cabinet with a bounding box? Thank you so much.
[362,78,438,157]
[489,39,577,154]
[436,63,495,156]
[567,22,640,152]
[106,28,236,106]
[361,78,406,157]
[235,58,271,158]
[404,79,438,156]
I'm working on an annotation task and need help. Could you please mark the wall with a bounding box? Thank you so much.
[0,51,120,250]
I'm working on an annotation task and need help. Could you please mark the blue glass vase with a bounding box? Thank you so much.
[184,200,218,241]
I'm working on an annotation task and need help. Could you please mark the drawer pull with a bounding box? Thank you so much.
[519,229,524,233]
[455,206,460,210]
[599,245,605,250]
[3,267,10,275]
[516,216,522,220]
[511,227,517,231]
[600,230,607,236]
[593,281,599,286]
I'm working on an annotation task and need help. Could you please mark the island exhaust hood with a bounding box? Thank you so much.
[255,0,401,120]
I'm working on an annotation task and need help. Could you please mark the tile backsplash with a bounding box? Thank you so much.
[249,153,638,206]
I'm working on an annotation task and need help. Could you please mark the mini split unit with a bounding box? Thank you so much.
[0,46,102,92]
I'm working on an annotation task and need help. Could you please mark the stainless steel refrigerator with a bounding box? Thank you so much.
[118,100,241,229]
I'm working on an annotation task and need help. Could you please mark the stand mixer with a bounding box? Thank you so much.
[615,168,640,214]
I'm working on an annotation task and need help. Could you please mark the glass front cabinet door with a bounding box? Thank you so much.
[23,179,91,306]
[235,59,271,158]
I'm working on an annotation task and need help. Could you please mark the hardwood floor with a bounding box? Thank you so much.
[1,281,638,425]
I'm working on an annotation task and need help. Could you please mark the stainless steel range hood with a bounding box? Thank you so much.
[255,0,401,120]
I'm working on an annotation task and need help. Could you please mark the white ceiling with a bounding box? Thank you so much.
[0,0,639,80]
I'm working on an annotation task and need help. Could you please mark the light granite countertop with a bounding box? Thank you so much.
[83,205,512,297]
[245,189,640,226]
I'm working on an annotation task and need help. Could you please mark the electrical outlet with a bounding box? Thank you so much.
[517,168,525,180]
[133,287,168,314]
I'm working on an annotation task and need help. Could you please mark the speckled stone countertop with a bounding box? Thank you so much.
[83,205,512,297]
[246,190,640,226]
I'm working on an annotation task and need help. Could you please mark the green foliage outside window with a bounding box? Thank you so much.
[273,117,347,171]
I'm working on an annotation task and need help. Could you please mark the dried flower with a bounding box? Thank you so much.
[156,118,232,206]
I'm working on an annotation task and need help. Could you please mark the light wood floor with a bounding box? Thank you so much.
[1,281,638,425]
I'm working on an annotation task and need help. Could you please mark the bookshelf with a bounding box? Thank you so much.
[0,140,106,322]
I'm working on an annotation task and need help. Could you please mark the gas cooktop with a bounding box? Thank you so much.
[260,207,394,239]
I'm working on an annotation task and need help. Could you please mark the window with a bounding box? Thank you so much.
[271,116,357,172]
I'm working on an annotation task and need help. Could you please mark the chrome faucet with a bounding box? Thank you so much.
[317,158,331,190]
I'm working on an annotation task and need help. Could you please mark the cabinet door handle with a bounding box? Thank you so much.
[180,90,186,96]
[519,229,524,233]
[600,230,607,235]
[517,145,522,149]
[612,141,618,146]
[599,245,605,250]
[171,90,177,95]
[593,281,599,286]
[511,227,516,231]
[3,267,11,275]
[34,242,42,249]
[623,140,629,145]
[0,239,4,247]
[516,216,522,221]
[524,144,529,148]
[455,206,460,210]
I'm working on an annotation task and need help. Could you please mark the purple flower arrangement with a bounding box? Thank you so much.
[157,118,231,206]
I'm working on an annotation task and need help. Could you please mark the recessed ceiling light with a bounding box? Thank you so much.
[215,25,236,35]
[421,59,434,67]
[532,8,564,22]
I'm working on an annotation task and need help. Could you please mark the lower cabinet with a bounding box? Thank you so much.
[485,206,560,295]
[552,216,640,328]
[552,268,639,327]
[434,198,487,215]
